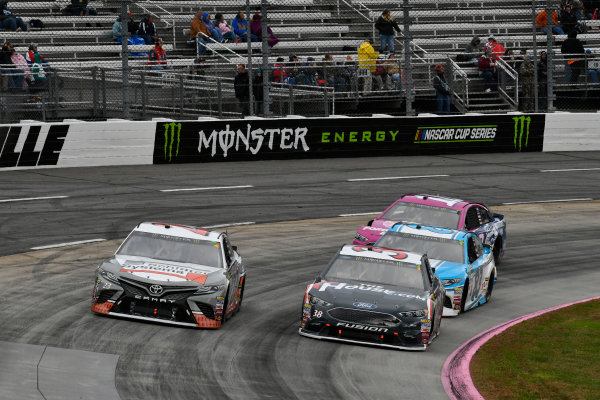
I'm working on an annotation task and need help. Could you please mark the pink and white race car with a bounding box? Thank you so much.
[353,194,507,264]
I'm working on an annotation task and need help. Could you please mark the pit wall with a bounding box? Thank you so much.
[0,113,596,170]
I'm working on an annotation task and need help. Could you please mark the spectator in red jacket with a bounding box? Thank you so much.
[148,39,171,72]
[483,35,505,61]
[272,57,294,84]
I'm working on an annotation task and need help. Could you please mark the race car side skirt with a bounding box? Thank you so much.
[108,312,198,328]
[298,328,427,351]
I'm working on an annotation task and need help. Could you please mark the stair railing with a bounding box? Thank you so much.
[496,57,518,109]
[446,58,470,111]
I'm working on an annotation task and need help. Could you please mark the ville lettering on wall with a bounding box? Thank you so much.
[0,125,69,168]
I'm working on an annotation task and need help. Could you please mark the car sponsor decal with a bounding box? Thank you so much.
[151,222,210,236]
[215,296,225,321]
[351,246,408,260]
[336,322,388,333]
[120,262,210,284]
[317,281,426,301]
[301,285,313,328]
[413,195,463,207]
[353,302,377,310]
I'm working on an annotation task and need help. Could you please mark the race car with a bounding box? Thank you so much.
[299,245,445,351]
[353,194,507,264]
[91,222,246,328]
[376,223,496,317]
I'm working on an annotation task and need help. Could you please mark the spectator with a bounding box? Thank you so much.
[570,0,585,20]
[585,49,600,83]
[478,48,497,92]
[321,54,345,92]
[536,10,564,35]
[126,13,137,36]
[1,42,17,90]
[25,44,47,67]
[215,14,237,43]
[137,15,158,45]
[232,12,258,43]
[0,1,27,31]
[371,59,387,91]
[65,0,97,16]
[433,64,451,115]
[234,64,250,116]
[302,57,319,86]
[112,16,123,41]
[287,54,304,85]
[10,45,32,90]
[384,53,402,90]
[375,9,401,54]
[462,36,484,65]
[253,68,263,115]
[358,37,379,92]
[190,11,210,55]
[561,30,585,83]
[484,35,505,61]
[538,51,548,109]
[520,54,535,112]
[148,38,171,72]
[202,13,223,43]
[341,55,358,91]
[561,4,578,34]
[272,57,293,84]
[250,14,279,47]
[583,0,600,19]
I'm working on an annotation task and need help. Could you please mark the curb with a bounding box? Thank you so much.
[441,296,600,400]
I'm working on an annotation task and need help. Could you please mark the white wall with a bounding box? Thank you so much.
[543,113,600,152]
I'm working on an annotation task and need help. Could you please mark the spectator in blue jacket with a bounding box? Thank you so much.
[202,12,223,43]
[0,1,28,31]
[137,15,158,45]
[232,12,257,43]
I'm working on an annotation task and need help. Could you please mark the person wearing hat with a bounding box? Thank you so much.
[483,35,505,61]
[478,48,497,92]
[249,13,279,47]
[433,64,451,115]
[520,53,535,112]
[302,57,319,86]
[463,36,484,66]
[253,68,263,115]
[358,37,379,92]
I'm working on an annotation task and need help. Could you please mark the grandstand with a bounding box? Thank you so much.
[1,1,600,122]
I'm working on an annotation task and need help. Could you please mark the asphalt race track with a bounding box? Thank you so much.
[1,152,600,400]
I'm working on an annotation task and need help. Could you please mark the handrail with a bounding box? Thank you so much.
[495,56,518,108]
[447,58,470,109]
[197,33,241,64]
[135,1,173,28]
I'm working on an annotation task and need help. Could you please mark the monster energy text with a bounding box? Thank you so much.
[512,116,531,151]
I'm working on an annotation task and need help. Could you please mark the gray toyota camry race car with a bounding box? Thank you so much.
[91,222,246,328]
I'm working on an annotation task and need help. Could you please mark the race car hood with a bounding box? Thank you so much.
[101,255,225,286]
[310,280,428,311]
[429,259,467,282]
[354,219,397,244]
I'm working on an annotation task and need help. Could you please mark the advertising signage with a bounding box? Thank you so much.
[153,114,544,164]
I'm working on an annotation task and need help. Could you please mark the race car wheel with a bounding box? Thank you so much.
[235,281,245,313]
[493,238,502,265]
[222,293,230,324]
[460,280,469,313]
[485,272,495,302]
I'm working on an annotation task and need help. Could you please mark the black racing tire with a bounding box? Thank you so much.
[485,272,495,302]
[493,238,503,265]
[460,280,469,313]
[235,280,245,313]
[221,292,230,324]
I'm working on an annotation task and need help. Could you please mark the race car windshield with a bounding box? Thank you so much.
[117,232,222,268]
[380,203,460,229]
[324,256,424,290]
[377,232,464,264]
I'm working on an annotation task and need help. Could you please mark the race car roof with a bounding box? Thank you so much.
[388,223,470,242]
[340,245,424,265]
[134,222,222,241]
[400,194,471,211]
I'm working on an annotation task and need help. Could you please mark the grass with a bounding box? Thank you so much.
[470,299,600,400]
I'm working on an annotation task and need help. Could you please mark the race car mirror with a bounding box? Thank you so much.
[367,220,374,226]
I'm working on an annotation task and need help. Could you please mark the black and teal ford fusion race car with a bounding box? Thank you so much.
[91,222,245,328]
[299,245,445,351]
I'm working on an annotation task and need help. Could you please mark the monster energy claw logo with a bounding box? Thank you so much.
[163,122,181,161]
[512,116,531,151]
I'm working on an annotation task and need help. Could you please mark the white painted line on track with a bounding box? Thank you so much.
[541,168,600,172]
[204,222,256,229]
[502,198,593,205]
[339,212,381,217]
[0,195,68,203]
[347,174,449,182]
[31,239,106,250]
[160,185,253,192]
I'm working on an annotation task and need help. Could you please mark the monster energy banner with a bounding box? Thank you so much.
[153,115,544,163]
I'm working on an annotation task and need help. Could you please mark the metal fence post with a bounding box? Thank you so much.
[262,0,271,117]
[141,71,146,119]
[179,74,184,119]
[52,71,59,118]
[217,79,223,117]
[288,84,294,115]
[120,1,130,119]
[402,0,414,116]
[245,0,254,116]
[546,0,555,112]
[92,67,98,118]
[101,69,107,118]
[324,87,329,117]
[532,0,539,112]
